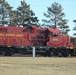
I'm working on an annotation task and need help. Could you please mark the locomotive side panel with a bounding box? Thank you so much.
[0,25,75,56]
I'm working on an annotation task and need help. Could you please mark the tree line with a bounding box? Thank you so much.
[0,0,70,35]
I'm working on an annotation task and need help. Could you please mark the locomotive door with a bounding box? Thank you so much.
[0,37,6,45]
[13,38,21,46]
[6,38,13,46]
[21,38,29,46]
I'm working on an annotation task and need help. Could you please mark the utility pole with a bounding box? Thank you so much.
[32,47,35,57]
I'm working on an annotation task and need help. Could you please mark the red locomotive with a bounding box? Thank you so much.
[0,25,75,56]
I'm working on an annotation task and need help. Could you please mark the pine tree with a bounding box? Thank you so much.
[42,2,70,35]
[0,0,8,25]
[13,0,39,27]
[0,0,13,26]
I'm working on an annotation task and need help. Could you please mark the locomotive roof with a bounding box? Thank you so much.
[47,28,60,33]
[0,26,60,34]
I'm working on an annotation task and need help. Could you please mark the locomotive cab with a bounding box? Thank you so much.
[46,28,72,57]
[47,27,60,47]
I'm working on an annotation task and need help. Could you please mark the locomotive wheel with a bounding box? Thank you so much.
[61,49,69,57]
[69,50,74,57]
[58,53,62,57]
[19,49,27,55]
[46,50,53,57]
[4,48,14,56]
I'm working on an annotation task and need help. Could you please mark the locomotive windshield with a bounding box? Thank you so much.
[52,33,58,37]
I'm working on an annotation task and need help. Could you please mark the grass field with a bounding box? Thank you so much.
[0,57,76,75]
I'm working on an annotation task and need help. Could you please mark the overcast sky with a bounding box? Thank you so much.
[6,0,76,36]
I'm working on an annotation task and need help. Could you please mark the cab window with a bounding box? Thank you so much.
[52,33,58,37]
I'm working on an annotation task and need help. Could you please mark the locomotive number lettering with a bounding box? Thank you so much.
[6,34,15,37]
[16,34,23,37]
[0,33,23,37]
[0,33,4,36]
[52,38,58,41]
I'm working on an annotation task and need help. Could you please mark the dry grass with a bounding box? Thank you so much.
[0,57,76,75]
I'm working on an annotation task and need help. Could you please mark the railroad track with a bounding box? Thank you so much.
[0,53,44,57]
